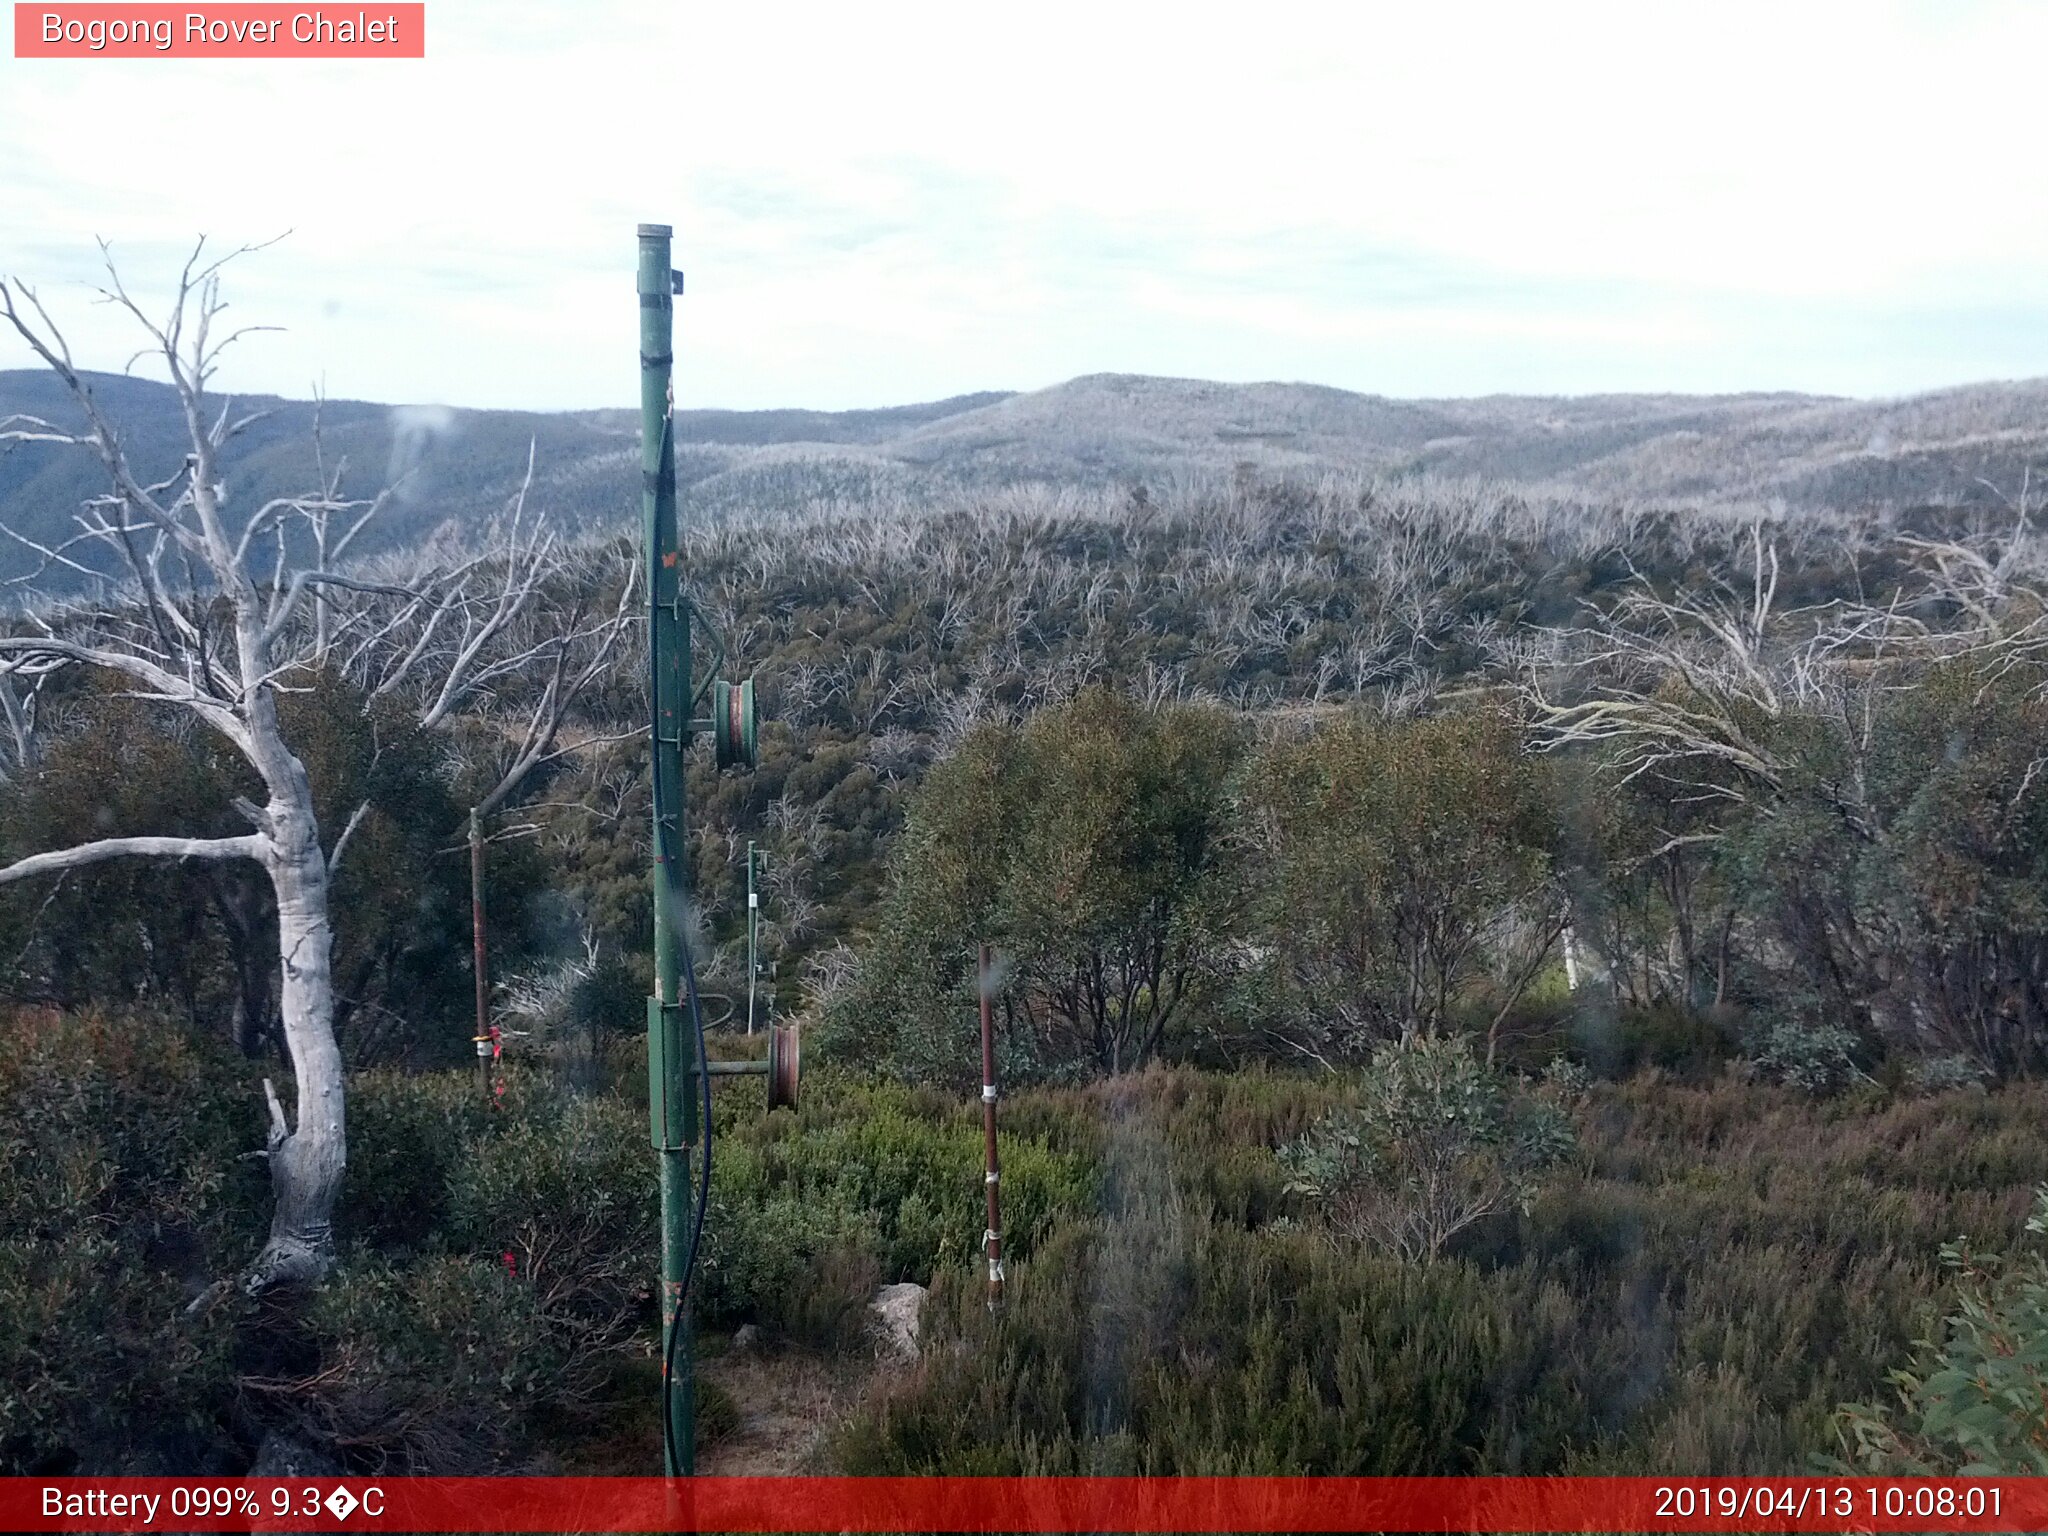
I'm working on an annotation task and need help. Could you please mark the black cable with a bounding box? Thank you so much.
[650,406,715,1476]
[659,924,713,1476]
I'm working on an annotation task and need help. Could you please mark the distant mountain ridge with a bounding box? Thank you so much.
[3,368,2043,590]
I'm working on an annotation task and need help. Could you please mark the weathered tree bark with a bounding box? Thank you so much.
[243,774,346,1291]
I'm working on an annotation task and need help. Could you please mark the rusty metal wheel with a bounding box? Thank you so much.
[766,1020,799,1111]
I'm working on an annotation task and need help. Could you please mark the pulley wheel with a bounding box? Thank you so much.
[713,677,758,771]
[766,1021,799,1111]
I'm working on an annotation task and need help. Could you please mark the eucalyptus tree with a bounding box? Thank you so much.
[828,688,1243,1083]
[0,242,631,1291]
[1526,520,2048,1066]
[1239,708,1563,1065]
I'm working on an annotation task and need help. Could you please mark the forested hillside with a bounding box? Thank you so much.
[5,377,2046,1476]
[9,366,2048,594]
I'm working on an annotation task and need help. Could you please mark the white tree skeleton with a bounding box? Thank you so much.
[0,240,634,1292]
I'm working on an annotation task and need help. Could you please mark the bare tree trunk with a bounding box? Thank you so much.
[242,819,345,1290]
[1713,908,1736,1008]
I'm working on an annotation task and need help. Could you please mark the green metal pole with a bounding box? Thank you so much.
[639,222,696,1476]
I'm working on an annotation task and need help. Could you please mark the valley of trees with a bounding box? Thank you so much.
[3,264,2046,1477]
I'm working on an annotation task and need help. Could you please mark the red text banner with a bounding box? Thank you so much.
[1,1476,2038,1533]
[14,5,424,57]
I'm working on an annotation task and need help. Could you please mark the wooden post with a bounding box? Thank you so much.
[979,943,1004,1308]
[469,806,489,1094]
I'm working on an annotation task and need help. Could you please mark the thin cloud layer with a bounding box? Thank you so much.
[0,0,2042,409]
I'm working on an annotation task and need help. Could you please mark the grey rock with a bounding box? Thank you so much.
[867,1281,928,1363]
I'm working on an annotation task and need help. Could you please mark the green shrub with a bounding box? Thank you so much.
[1752,1020,1866,1096]
[0,1210,241,1474]
[253,1255,570,1472]
[823,690,1242,1083]
[1236,710,1561,1054]
[699,1178,876,1331]
[445,1093,655,1352]
[1568,1000,1739,1081]
[839,1066,2048,1475]
[1836,1188,2048,1474]
[1908,1054,1991,1096]
[775,1243,886,1351]
[697,1071,1097,1335]
[0,1009,257,1473]
[836,1187,1601,1474]
[339,1070,497,1251]
[1278,1035,1576,1261]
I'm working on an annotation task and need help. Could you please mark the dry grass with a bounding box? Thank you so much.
[696,1336,907,1475]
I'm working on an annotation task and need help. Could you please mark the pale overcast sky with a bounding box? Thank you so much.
[2,1,2044,410]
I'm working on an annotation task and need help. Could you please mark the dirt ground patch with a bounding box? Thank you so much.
[696,1338,887,1475]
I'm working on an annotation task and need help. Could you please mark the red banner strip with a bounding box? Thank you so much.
[13,5,424,58]
[3,1476,2038,1533]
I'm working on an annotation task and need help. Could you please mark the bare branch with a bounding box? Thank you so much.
[258,569,434,656]
[0,833,265,887]
[0,278,210,562]
[326,800,373,878]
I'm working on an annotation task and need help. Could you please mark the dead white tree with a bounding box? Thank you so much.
[0,669,39,781]
[1527,519,2043,816]
[0,240,631,1293]
[1522,531,1822,810]
[1524,516,2047,1033]
[1877,489,2047,694]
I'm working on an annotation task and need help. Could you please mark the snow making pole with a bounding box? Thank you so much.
[637,221,790,1477]
[639,222,698,1477]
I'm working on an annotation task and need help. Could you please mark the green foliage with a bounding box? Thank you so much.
[838,1212,1601,1475]
[1855,665,2048,1075]
[0,1028,653,1475]
[290,681,547,1070]
[826,689,1242,1083]
[506,476,1957,1012]
[1717,661,2048,1077]
[841,1064,2048,1475]
[19,990,2048,1477]
[0,689,245,1027]
[270,1255,573,1472]
[1239,710,1560,1053]
[0,1008,259,1473]
[698,1069,1097,1342]
[1278,1035,1576,1260]
[443,1094,655,1348]
[567,950,646,1051]
[1752,1019,1866,1096]
[831,699,1575,1085]
[307,1072,656,1465]
[339,1070,500,1251]
[1837,1188,2048,1474]
[1553,753,1739,1015]
[1910,1054,1992,1095]
[11,460,2048,1482]
[0,674,545,1067]
[1567,1000,1739,1081]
